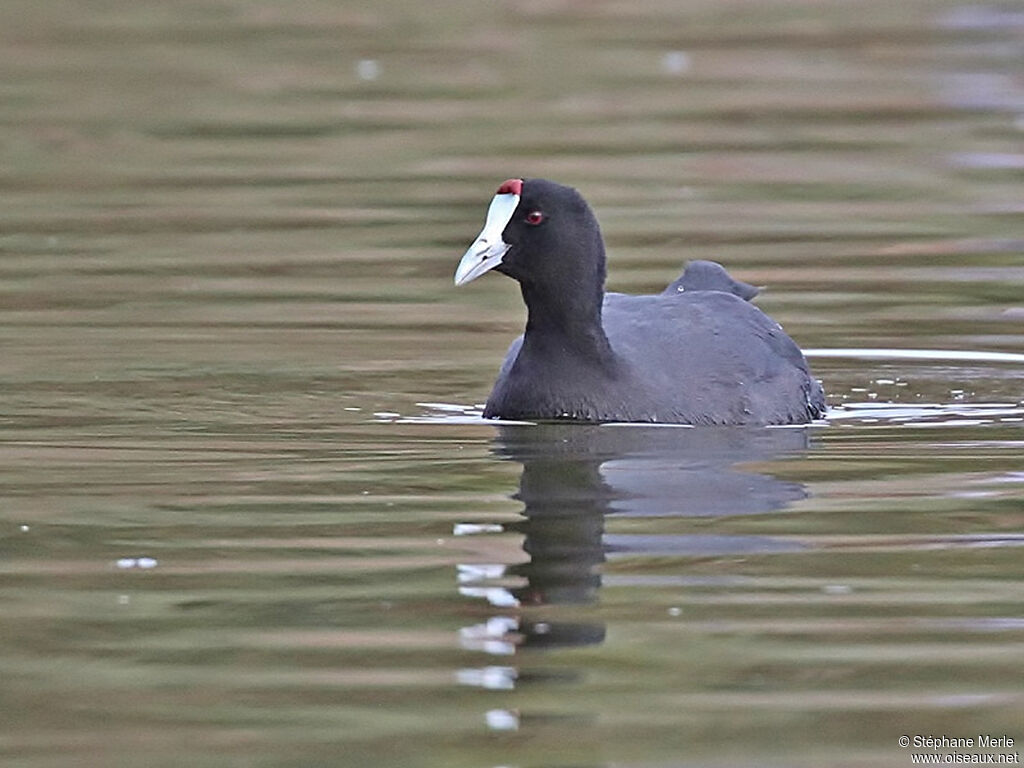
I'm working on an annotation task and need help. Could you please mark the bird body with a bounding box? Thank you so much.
[487,290,821,424]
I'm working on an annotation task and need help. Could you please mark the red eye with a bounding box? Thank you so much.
[525,210,544,225]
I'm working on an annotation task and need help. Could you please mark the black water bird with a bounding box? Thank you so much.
[454,178,825,425]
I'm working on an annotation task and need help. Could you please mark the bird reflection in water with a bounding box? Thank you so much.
[458,423,814,656]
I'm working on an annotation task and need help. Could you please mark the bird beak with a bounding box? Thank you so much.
[454,192,519,286]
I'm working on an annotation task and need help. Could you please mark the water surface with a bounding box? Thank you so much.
[1,0,1023,766]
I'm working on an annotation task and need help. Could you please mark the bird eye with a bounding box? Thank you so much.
[525,210,544,225]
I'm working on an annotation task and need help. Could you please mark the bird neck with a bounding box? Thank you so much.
[518,278,617,369]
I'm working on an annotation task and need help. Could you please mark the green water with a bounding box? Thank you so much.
[1,1,1023,766]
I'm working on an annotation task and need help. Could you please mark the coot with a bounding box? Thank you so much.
[454,178,825,425]
[662,259,760,301]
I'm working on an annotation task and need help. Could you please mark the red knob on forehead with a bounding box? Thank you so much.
[496,178,523,196]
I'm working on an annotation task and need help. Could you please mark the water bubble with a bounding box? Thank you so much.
[662,50,691,75]
[357,59,380,81]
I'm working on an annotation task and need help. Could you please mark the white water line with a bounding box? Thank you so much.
[804,348,1024,363]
